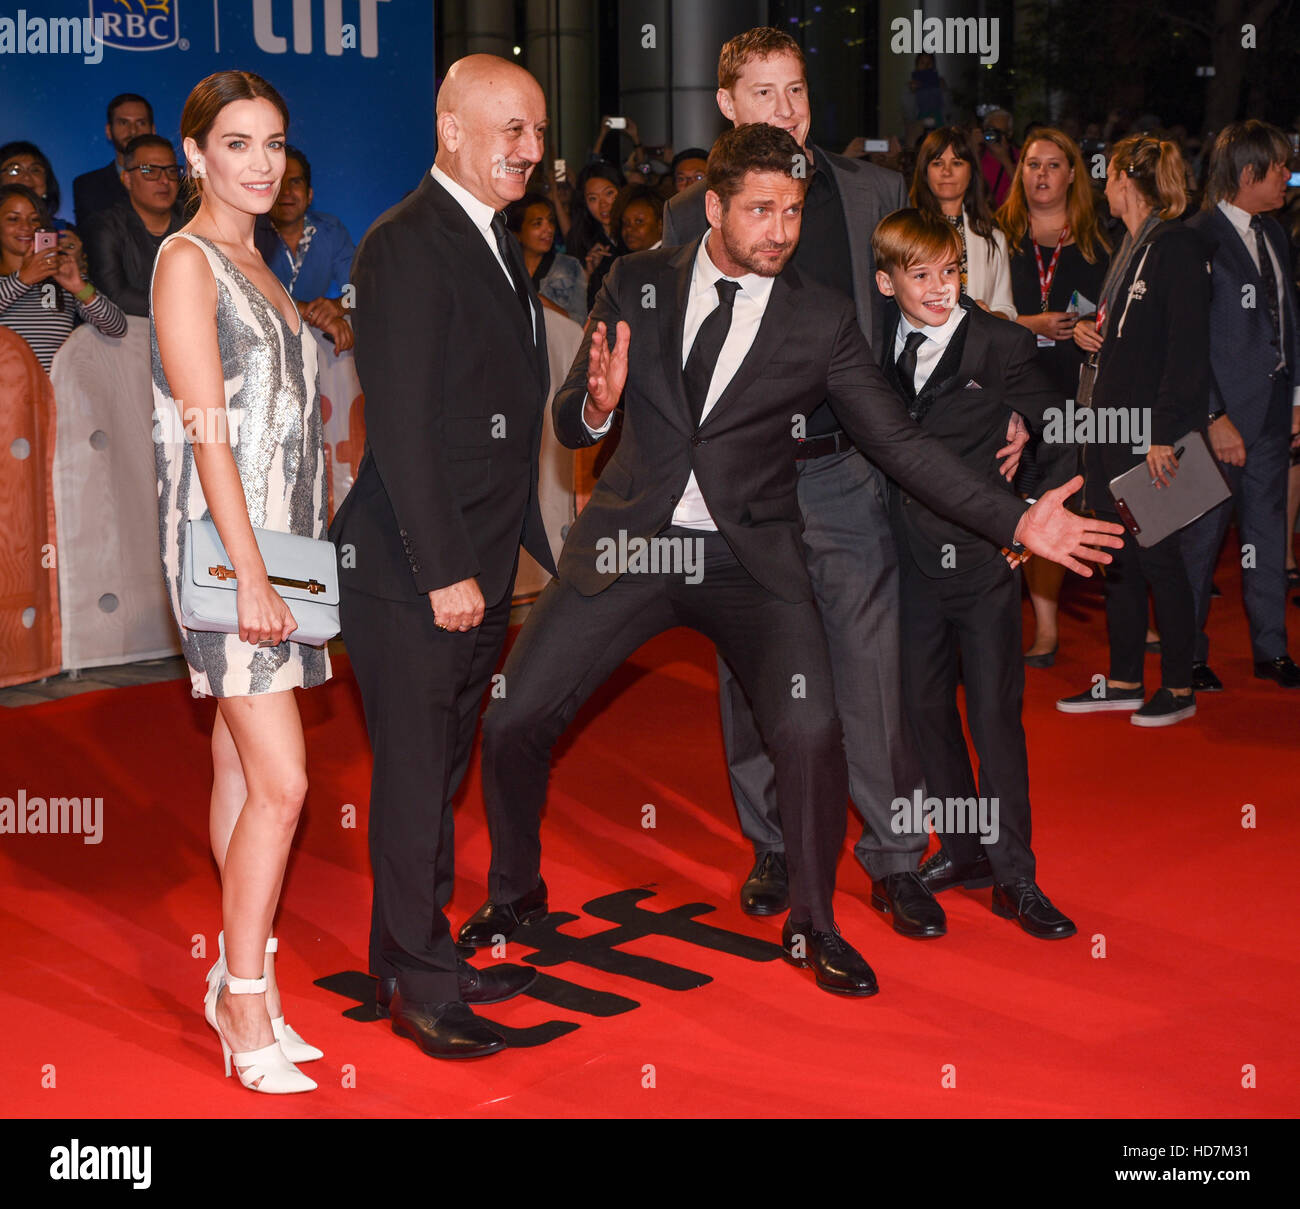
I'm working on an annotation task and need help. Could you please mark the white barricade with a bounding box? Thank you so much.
[47,316,578,671]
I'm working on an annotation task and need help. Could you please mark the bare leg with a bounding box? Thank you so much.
[211,690,307,1083]
[210,710,287,1021]
[1024,556,1065,656]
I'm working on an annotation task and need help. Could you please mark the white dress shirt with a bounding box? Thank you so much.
[1218,199,1290,388]
[585,230,775,530]
[893,303,969,395]
[430,163,535,333]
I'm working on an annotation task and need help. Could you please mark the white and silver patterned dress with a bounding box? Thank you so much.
[152,231,332,698]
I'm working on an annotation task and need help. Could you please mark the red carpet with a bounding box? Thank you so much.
[2,554,1298,1119]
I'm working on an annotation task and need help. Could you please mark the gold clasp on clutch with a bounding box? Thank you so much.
[208,564,326,594]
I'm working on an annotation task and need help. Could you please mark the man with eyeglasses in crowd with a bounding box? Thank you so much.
[83,135,185,317]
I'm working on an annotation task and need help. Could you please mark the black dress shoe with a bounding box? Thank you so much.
[740,851,788,915]
[991,879,1076,939]
[870,871,947,938]
[781,918,878,996]
[916,848,994,895]
[389,994,507,1059]
[1254,655,1300,688]
[456,959,537,1005]
[1191,662,1224,692]
[1023,645,1057,669]
[457,878,548,948]
[375,960,538,1017]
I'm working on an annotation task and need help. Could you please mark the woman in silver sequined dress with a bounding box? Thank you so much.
[152,71,329,1095]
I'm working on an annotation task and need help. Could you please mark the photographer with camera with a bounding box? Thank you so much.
[981,107,1019,207]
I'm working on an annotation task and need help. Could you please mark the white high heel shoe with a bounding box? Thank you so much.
[203,970,316,1094]
[264,937,324,1062]
[209,933,323,1064]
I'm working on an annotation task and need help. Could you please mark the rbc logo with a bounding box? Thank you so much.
[252,0,390,58]
[89,0,180,51]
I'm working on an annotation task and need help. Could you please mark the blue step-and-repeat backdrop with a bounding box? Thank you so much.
[0,0,437,242]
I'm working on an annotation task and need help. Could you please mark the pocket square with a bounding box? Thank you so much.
[963,379,984,389]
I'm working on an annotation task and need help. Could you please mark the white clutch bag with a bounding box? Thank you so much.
[181,518,340,647]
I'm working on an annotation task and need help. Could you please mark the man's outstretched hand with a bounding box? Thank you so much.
[1012,475,1125,575]
[583,319,631,430]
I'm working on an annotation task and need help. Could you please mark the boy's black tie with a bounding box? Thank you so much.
[896,328,928,407]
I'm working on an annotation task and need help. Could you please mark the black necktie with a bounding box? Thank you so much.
[683,279,741,426]
[490,211,534,333]
[896,329,927,406]
[1250,215,1281,354]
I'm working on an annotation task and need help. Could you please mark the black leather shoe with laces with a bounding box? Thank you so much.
[917,848,994,894]
[991,879,1076,939]
[870,871,947,938]
[458,879,548,948]
[740,851,788,915]
[781,917,878,996]
[389,995,507,1059]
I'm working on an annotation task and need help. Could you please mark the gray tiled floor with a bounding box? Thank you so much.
[0,656,190,708]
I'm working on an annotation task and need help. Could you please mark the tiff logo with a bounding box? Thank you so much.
[252,0,390,58]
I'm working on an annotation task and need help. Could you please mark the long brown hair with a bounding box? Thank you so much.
[179,70,290,211]
[998,128,1109,263]
[910,126,995,239]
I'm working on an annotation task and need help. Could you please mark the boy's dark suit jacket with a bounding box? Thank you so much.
[880,297,1073,579]
[329,172,554,605]
[552,242,1030,602]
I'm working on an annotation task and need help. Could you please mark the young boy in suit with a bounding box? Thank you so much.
[873,208,1077,939]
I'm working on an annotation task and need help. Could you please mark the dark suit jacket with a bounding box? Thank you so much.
[72,162,127,233]
[881,298,1072,578]
[329,171,554,606]
[663,144,907,350]
[83,200,182,317]
[1085,220,1213,510]
[552,240,1028,602]
[1187,205,1300,447]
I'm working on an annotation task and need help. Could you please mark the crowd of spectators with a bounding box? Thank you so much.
[5,81,1300,700]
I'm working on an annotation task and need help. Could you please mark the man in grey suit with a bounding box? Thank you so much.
[1184,120,1300,691]
[662,27,1025,936]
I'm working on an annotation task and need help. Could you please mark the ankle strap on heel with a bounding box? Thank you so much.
[217,931,278,958]
[225,974,268,994]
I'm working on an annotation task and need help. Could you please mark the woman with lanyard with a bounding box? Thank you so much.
[1056,135,1211,727]
[998,129,1111,666]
